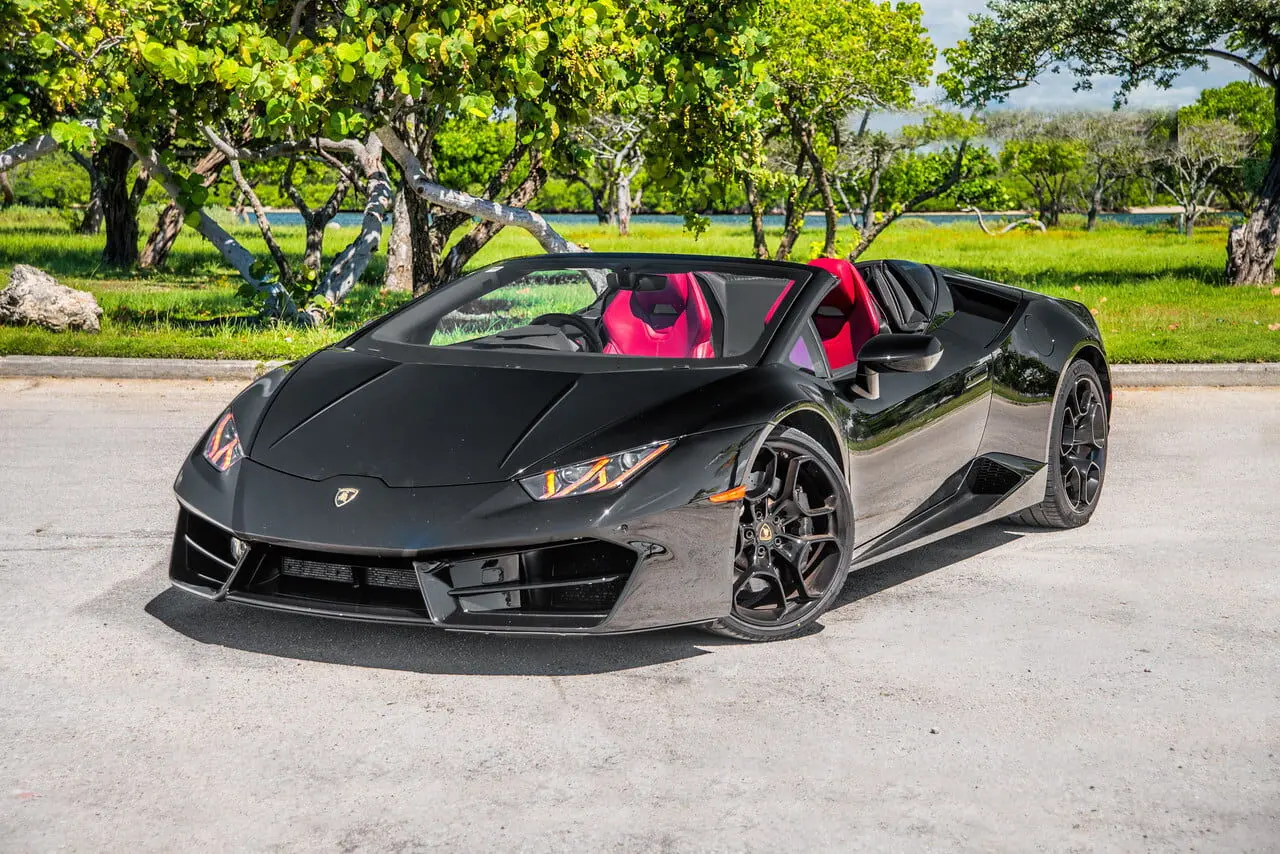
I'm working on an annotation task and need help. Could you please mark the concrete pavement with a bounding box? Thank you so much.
[0,379,1277,851]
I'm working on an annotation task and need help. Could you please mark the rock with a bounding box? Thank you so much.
[0,265,102,333]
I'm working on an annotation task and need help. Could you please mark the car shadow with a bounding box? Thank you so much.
[144,522,1037,675]
[144,583,727,676]
[834,522,1033,609]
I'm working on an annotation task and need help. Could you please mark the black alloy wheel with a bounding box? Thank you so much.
[1059,373,1107,511]
[708,428,854,641]
[1011,359,1109,528]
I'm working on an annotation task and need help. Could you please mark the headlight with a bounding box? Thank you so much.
[202,410,245,472]
[520,441,672,500]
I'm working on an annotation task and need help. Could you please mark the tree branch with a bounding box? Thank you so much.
[1184,48,1276,87]
[107,131,309,324]
[203,126,296,288]
[0,135,57,172]
[316,134,391,308]
[849,140,971,260]
[377,126,577,254]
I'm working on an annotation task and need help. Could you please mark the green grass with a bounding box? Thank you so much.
[0,206,1277,362]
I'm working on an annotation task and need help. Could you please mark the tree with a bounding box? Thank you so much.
[942,0,1280,284]
[874,143,1011,214]
[840,109,983,258]
[140,147,227,270]
[747,0,933,259]
[66,150,103,233]
[1060,111,1158,230]
[989,112,1085,226]
[565,113,648,235]
[1181,81,1276,215]
[280,155,353,274]
[1153,116,1254,238]
[4,0,767,313]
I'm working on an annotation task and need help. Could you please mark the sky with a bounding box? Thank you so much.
[917,0,1250,111]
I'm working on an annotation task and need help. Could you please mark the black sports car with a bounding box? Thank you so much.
[171,253,1110,641]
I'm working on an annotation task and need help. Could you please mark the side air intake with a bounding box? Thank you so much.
[968,457,1024,496]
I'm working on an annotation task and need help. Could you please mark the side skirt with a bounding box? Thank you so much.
[850,454,1046,571]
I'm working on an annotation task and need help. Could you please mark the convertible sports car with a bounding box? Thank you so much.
[170,253,1110,641]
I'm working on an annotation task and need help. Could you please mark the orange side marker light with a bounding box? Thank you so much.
[708,484,748,504]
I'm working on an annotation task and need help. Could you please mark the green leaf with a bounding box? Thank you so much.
[140,41,167,66]
[525,29,550,55]
[362,50,387,76]
[334,41,365,62]
[31,32,56,56]
[518,70,545,98]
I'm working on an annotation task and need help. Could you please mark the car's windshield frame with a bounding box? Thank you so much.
[349,253,822,369]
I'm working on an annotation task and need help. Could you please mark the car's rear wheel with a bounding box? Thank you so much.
[707,428,854,642]
[1010,359,1109,528]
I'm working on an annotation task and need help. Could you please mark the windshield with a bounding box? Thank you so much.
[362,255,808,362]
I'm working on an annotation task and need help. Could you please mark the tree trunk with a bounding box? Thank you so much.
[378,127,575,256]
[1086,182,1102,232]
[317,137,391,307]
[78,186,104,234]
[774,178,813,262]
[0,135,56,172]
[568,175,609,224]
[0,171,12,206]
[786,110,838,257]
[405,188,443,297]
[805,145,838,256]
[615,170,632,237]
[742,173,770,259]
[384,185,413,292]
[100,142,139,267]
[111,131,309,324]
[303,218,325,272]
[437,158,548,284]
[847,141,970,261]
[140,206,184,269]
[71,152,104,234]
[141,148,226,270]
[1225,108,1280,285]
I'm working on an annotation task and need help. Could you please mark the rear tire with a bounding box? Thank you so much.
[1010,359,1109,529]
[706,428,854,642]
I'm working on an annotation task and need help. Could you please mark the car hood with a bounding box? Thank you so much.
[246,348,744,487]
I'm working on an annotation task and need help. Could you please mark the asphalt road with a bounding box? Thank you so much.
[1,379,1277,852]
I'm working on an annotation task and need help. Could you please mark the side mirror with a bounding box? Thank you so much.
[831,334,943,401]
[856,333,943,373]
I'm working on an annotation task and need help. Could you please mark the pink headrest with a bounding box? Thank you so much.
[808,257,860,303]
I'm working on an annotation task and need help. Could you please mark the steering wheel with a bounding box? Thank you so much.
[530,312,603,353]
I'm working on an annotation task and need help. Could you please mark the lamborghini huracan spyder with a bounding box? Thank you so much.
[170,254,1110,641]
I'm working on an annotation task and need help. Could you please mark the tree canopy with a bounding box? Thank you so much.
[940,0,1280,284]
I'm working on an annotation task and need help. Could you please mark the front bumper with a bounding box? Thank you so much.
[168,425,759,634]
[175,422,762,635]
[169,499,738,634]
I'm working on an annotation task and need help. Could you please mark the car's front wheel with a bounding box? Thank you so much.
[707,428,854,642]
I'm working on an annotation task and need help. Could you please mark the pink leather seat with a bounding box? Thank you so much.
[602,273,716,358]
[807,258,880,371]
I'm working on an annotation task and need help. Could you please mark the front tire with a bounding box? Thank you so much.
[706,428,854,642]
[1010,359,1109,528]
